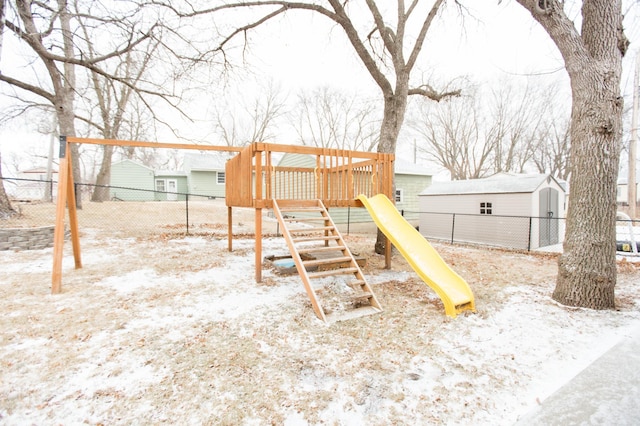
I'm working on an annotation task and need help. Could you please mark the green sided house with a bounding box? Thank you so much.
[276,153,432,224]
[110,153,230,201]
[183,153,230,199]
[110,159,187,201]
[110,160,156,201]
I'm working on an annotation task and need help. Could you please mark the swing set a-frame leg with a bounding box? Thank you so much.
[51,136,82,294]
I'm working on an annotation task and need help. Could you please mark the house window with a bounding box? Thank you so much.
[395,189,403,203]
[155,179,166,192]
[480,202,492,215]
[217,171,226,184]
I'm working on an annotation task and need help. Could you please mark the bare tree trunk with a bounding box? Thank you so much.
[375,88,408,254]
[553,66,622,308]
[91,145,114,202]
[0,152,17,219]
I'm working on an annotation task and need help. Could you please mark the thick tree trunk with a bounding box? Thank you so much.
[553,68,622,309]
[374,90,408,254]
[515,0,626,310]
[91,145,114,202]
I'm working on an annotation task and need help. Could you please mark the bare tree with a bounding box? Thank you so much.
[160,0,461,253]
[515,0,629,309]
[410,77,556,179]
[487,80,547,174]
[0,1,182,207]
[213,80,287,146]
[293,87,380,151]
[410,91,493,179]
[78,36,161,202]
[532,115,571,181]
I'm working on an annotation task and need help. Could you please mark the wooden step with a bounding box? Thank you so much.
[278,207,324,213]
[288,226,335,233]
[284,217,329,223]
[297,246,345,255]
[292,235,341,243]
[307,267,359,279]
[349,280,367,288]
[302,256,353,267]
[349,291,373,300]
[325,306,382,323]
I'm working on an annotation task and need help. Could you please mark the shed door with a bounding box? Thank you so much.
[539,187,559,246]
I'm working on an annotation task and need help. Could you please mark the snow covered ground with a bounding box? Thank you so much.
[1,230,639,425]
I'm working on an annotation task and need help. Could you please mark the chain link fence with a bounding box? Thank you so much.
[415,211,564,251]
[0,177,233,237]
[3,177,639,253]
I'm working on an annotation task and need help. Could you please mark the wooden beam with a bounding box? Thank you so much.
[65,146,82,269]
[64,136,242,152]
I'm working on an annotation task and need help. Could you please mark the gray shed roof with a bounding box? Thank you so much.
[420,173,562,196]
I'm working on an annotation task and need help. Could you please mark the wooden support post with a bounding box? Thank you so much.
[228,206,233,252]
[385,237,392,269]
[51,140,69,294]
[51,137,83,294]
[65,146,82,269]
[255,208,262,282]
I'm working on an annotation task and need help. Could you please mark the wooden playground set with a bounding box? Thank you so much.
[52,137,475,322]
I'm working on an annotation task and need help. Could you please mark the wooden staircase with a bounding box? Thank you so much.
[272,199,383,323]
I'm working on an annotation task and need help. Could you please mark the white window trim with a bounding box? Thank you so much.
[155,179,166,192]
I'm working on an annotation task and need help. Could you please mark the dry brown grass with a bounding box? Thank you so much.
[1,201,639,425]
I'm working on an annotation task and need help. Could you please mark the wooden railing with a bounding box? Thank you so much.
[225,143,395,208]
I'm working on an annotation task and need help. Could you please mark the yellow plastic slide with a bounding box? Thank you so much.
[357,194,475,318]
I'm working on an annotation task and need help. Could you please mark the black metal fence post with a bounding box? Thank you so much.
[527,217,532,251]
[451,213,456,244]
[185,193,189,235]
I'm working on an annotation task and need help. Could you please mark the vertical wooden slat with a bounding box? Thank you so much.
[265,147,272,200]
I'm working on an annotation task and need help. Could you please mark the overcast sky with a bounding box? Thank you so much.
[1,1,639,175]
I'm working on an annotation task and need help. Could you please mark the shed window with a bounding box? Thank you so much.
[217,172,226,184]
[480,202,492,215]
[395,189,403,203]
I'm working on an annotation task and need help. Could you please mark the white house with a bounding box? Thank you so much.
[13,167,59,201]
[418,173,567,250]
